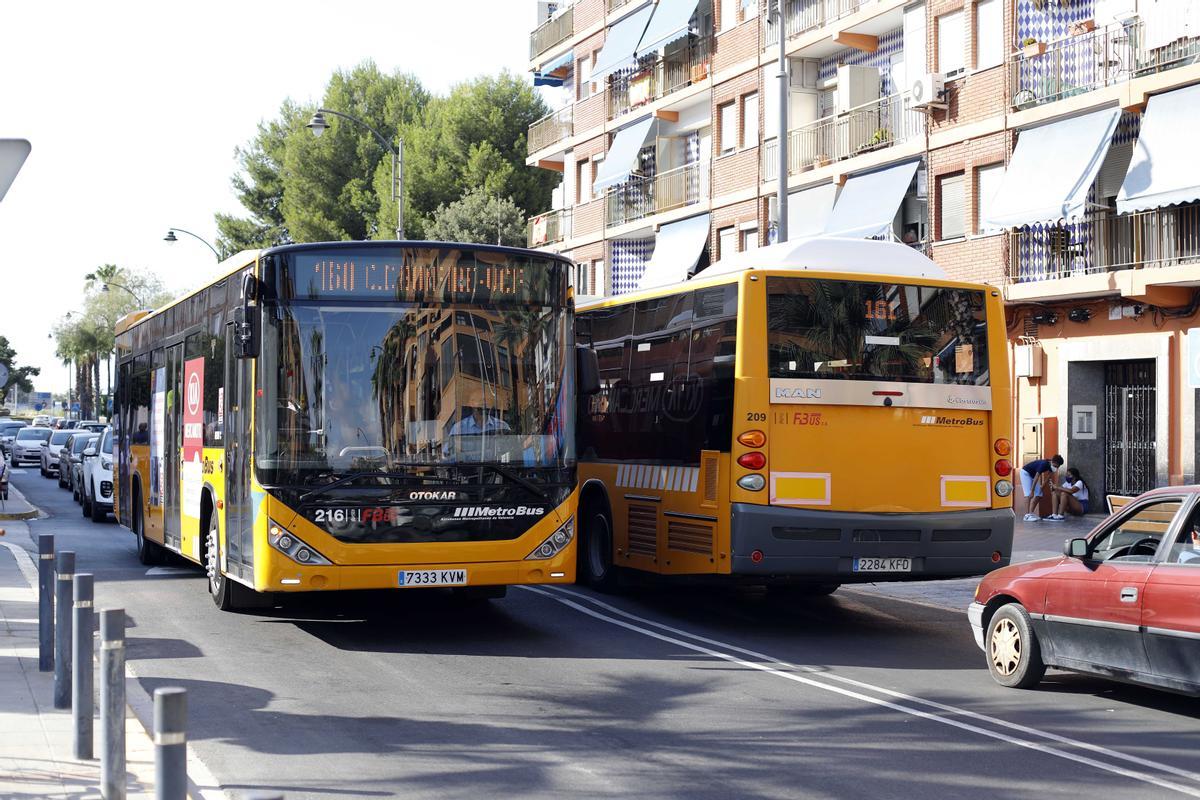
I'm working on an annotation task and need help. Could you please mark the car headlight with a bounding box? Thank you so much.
[100,456,112,470]
[268,520,332,566]
[525,517,575,560]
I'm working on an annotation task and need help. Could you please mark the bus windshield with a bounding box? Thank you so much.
[256,302,573,486]
[766,277,989,385]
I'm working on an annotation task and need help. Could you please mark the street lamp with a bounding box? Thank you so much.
[101,281,146,306]
[306,108,405,239]
[164,227,221,260]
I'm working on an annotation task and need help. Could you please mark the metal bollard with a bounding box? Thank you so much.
[53,550,75,709]
[72,573,95,760]
[100,609,126,800]
[154,687,187,800]
[38,534,54,671]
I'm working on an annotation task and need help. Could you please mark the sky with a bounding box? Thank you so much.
[0,1,540,394]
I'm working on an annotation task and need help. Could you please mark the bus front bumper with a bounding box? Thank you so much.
[261,550,576,592]
[729,504,1014,582]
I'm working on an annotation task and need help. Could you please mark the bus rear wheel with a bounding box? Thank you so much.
[581,509,620,593]
[134,503,164,566]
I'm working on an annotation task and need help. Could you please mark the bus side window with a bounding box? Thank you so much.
[689,284,737,454]
[629,293,694,462]
[205,310,225,444]
[578,305,634,460]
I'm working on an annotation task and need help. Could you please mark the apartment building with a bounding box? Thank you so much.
[526,0,1200,502]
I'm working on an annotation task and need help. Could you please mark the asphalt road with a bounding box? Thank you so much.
[10,468,1200,800]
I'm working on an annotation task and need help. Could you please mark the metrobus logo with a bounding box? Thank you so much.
[919,416,984,426]
[451,506,545,520]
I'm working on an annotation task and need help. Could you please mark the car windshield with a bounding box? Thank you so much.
[71,436,94,454]
[256,302,573,486]
[17,428,52,442]
[0,424,22,435]
[100,430,113,455]
[50,431,72,445]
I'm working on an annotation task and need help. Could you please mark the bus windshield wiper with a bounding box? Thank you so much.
[299,472,457,502]
[477,464,549,502]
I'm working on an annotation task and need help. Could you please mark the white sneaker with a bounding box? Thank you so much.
[1047,514,1065,521]
[1022,513,1039,522]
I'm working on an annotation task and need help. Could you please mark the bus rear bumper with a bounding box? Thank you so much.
[729,504,1014,582]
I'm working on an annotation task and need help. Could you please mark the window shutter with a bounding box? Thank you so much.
[940,173,966,240]
[1096,142,1134,202]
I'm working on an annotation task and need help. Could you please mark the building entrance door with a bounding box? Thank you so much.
[1104,360,1156,496]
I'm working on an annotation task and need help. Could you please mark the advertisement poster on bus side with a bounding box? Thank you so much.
[151,367,165,507]
[182,357,205,527]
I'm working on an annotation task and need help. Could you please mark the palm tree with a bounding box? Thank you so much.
[83,263,123,293]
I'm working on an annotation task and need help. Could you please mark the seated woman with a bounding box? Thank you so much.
[1048,467,1088,520]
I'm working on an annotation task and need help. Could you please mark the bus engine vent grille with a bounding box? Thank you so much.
[627,504,658,557]
[667,519,713,555]
[701,450,719,507]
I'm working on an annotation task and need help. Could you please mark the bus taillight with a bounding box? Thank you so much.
[994,438,1012,456]
[737,430,766,448]
[737,452,766,470]
[994,459,1012,476]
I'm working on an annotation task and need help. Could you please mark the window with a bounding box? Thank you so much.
[578,53,592,100]
[718,102,737,154]
[1168,509,1200,565]
[939,172,966,240]
[1089,499,1184,562]
[741,226,759,250]
[937,10,965,77]
[593,260,605,295]
[974,0,1002,70]
[741,0,758,21]
[742,93,759,149]
[578,158,593,203]
[720,0,737,31]
[718,226,738,258]
[976,163,1004,234]
[575,262,588,293]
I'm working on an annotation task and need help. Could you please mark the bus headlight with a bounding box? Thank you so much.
[525,518,575,560]
[268,520,332,566]
[994,480,1012,497]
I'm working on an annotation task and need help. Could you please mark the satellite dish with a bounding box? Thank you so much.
[0,139,31,204]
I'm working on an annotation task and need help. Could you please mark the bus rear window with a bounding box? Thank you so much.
[766,277,989,385]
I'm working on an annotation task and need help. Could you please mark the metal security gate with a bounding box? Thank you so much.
[1104,361,1156,496]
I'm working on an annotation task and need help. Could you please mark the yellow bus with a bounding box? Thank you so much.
[114,242,582,610]
[574,238,1013,594]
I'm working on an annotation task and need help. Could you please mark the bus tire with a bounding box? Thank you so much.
[986,603,1046,690]
[205,515,269,612]
[581,508,620,593]
[134,502,164,566]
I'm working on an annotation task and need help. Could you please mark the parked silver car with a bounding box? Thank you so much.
[0,421,24,456]
[40,429,74,477]
[60,432,98,494]
[11,426,52,466]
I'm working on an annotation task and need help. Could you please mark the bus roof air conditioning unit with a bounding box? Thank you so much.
[910,73,946,109]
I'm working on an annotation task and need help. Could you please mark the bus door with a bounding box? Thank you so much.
[117,360,132,524]
[222,324,253,578]
[163,342,183,551]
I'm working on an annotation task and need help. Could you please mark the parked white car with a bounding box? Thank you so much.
[11,426,52,466]
[81,427,114,522]
[40,429,73,477]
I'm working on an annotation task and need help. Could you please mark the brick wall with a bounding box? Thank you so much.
[713,148,759,197]
[928,131,1010,240]
[574,93,607,139]
[575,0,604,32]
[573,241,604,262]
[931,232,1006,285]
[713,17,760,74]
[931,65,1007,133]
[713,68,759,156]
[574,30,606,104]
[711,198,759,259]
[574,133,607,162]
[575,198,605,238]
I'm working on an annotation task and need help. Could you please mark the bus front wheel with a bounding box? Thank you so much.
[581,509,620,593]
[205,515,268,612]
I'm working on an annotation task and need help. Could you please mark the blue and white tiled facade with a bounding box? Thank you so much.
[817,26,905,114]
[610,238,655,294]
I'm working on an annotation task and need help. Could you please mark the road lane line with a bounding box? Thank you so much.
[521,585,1200,797]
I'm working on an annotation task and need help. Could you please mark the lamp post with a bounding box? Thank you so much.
[101,281,146,307]
[164,227,221,260]
[306,108,404,239]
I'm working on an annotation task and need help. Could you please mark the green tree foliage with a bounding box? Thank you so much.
[0,336,40,403]
[426,189,527,247]
[218,64,554,248]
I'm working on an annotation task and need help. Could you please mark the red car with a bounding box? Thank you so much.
[969,486,1200,696]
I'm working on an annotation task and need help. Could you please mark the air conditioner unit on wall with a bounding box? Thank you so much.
[910,73,946,109]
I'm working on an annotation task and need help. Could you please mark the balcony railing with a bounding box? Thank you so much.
[605,162,708,228]
[607,0,635,11]
[608,38,712,120]
[527,208,573,247]
[530,5,574,60]
[528,107,574,155]
[1010,15,1200,110]
[1007,205,1200,284]
[765,0,874,45]
[762,91,924,181]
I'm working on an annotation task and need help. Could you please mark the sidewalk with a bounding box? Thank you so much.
[0,525,158,797]
[0,480,40,520]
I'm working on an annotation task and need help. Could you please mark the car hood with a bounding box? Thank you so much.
[975,555,1065,600]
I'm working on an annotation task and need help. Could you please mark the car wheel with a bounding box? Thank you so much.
[986,603,1047,690]
[58,470,67,489]
[579,507,620,593]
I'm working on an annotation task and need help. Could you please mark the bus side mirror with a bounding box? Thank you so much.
[234,304,260,359]
[1064,538,1088,559]
[576,346,600,396]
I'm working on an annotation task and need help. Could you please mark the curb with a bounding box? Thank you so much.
[0,508,40,520]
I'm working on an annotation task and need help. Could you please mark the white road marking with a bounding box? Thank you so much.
[521,585,1200,798]
[145,566,194,576]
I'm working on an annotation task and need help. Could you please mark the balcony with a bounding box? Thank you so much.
[1010,16,1200,110]
[762,91,924,181]
[765,0,875,45]
[527,208,573,247]
[607,0,635,11]
[605,162,708,228]
[1007,205,1200,284]
[607,38,712,121]
[531,5,574,61]
[528,107,574,155]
